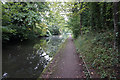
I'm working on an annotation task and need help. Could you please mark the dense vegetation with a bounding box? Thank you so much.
[67,2,120,78]
[2,2,66,43]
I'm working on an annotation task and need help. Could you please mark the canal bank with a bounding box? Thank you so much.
[39,38,68,78]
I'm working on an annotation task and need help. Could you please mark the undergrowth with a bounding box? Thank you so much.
[74,30,119,78]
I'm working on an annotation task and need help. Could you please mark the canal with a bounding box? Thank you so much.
[2,35,67,78]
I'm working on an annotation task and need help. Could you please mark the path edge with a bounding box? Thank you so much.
[73,39,100,78]
[38,38,68,79]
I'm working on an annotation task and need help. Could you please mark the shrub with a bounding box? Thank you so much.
[74,31,118,78]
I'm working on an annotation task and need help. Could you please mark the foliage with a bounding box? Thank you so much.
[2,2,68,43]
[75,31,119,78]
[67,15,80,38]
[66,2,120,78]
[48,25,60,35]
[2,26,16,42]
[47,2,68,35]
[2,2,50,43]
[35,23,49,36]
[66,2,114,38]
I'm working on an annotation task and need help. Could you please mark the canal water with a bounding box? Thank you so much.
[2,35,67,78]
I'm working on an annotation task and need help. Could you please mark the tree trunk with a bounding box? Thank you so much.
[103,3,106,29]
[113,2,119,53]
[80,2,83,35]
[80,14,82,35]
[113,2,120,77]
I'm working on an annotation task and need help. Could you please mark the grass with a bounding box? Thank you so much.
[74,31,119,78]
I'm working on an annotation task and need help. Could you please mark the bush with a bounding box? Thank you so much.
[74,31,119,78]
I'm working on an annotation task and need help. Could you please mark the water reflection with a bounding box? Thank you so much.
[2,35,66,78]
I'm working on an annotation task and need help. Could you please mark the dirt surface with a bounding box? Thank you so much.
[41,36,86,78]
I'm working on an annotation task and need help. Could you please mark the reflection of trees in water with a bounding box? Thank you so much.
[43,36,64,57]
[34,36,64,58]
[2,41,48,78]
[2,36,65,78]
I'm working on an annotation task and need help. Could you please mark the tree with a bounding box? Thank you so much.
[2,2,50,42]
[113,2,119,53]
[79,2,83,35]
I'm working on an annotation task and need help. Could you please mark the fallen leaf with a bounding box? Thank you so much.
[91,72,94,75]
